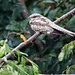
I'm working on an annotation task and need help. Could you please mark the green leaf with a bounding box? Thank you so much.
[58,40,75,61]
[0,44,5,57]
[0,68,14,75]
[15,50,28,57]
[20,18,30,30]
[8,61,29,75]
[15,50,21,62]
[28,66,33,75]
[70,15,75,23]
[33,65,39,75]
[25,57,39,75]
[38,34,46,40]
[5,20,19,31]
[0,40,5,46]
[18,54,20,62]
[58,51,65,61]
[44,7,51,16]
[5,44,11,53]
[19,52,28,56]
[20,18,30,27]
[6,18,30,31]
[66,67,70,74]
[65,65,75,74]
[21,56,26,67]
[6,25,19,31]
[0,43,11,57]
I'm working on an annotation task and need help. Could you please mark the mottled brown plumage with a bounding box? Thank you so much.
[29,13,75,36]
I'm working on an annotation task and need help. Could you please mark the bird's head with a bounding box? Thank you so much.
[29,13,42,19]
[28,13,53,34]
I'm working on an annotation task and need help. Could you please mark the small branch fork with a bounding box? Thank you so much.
[0,8,75,64]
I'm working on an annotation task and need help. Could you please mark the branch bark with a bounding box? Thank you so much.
[0,8,75,64]
[54,8,75,24]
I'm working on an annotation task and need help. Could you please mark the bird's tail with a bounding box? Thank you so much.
[50,22,75,36]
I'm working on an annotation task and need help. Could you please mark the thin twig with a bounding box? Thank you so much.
[0,8,75,64]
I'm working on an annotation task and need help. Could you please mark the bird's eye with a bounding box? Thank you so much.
[32,16,37,18]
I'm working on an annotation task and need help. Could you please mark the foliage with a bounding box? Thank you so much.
[0,40,11,57]
[58,40,75,61]
[0,0,75,74]
[63,65,75,74]
[0,50,39,75]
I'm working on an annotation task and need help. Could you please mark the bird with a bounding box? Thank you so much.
[29,13,75,36]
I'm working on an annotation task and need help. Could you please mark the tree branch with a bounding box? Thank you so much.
[54,8,75,24]
[0,32,40,63]
[0,8,75,64]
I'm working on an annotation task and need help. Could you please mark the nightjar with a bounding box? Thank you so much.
[29,13,75,36]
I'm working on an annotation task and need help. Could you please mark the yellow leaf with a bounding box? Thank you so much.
[20,34,27,44]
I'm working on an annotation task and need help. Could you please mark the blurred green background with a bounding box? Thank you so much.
[0,0,75,74]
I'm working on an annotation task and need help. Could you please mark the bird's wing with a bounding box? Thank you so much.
[49,21,75,36]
